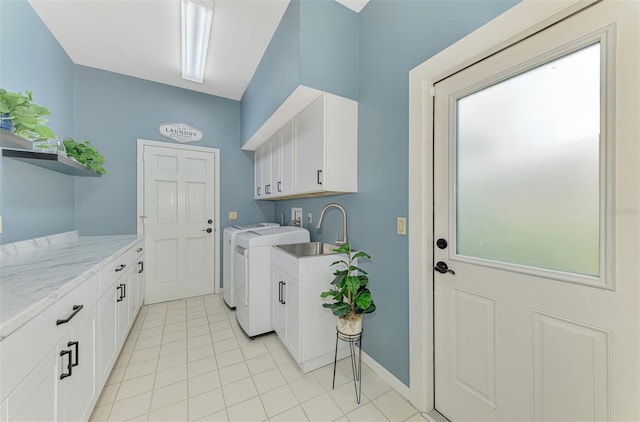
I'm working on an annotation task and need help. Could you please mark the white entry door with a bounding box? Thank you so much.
[142,143,217,304]
[433,2,639,421]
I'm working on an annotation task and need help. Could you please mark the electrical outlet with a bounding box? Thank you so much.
[307,212,313,225]
[397,217,407,235]
[228,211,238,220]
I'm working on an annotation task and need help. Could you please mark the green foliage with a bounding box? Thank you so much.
[320,242,376,317]
[0,89,56,141]
[63,138,107,175]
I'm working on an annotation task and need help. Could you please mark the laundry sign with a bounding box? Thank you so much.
[158,122,203,143]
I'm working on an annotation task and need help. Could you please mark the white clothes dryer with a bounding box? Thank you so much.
[234,227,310,337]
[222,223,279,308]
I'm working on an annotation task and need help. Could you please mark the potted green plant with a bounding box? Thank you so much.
[63,138,107,175]
[0,89,56,141]
[320,242,376,335]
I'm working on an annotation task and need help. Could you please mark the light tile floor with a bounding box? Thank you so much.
[90,294,424,422]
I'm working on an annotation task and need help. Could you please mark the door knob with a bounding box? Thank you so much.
[202,228,212,233]
[434,261,455,275]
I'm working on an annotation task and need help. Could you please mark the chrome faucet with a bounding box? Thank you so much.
[316,203,348,245]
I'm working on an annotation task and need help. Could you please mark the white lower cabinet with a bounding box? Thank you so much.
[271,247,348,372]
[57,304,97,422]
[98,283,118,386]
[5,350,57,421]
[0,239,145,422]
[271,266,300,359]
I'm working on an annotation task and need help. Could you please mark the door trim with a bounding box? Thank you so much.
[407,0,599,412]
[136,138,221,294]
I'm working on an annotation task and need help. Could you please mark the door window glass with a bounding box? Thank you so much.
[456,43,601,276]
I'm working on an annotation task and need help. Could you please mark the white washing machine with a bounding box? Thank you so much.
[222,223,280,308]
[234,226,310,337]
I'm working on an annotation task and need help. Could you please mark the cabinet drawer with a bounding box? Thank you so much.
[99,241,143,297]
[0,274,99,403]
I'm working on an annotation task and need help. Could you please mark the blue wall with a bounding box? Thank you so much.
[241,0,301,145]
[0,0,76,243]
[73,65,273,237]
[273,0,519,386]
[241,0,358,145]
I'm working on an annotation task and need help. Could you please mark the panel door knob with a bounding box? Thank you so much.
[202,228,212,233]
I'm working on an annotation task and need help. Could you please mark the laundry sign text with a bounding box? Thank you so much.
[158,123,203,143]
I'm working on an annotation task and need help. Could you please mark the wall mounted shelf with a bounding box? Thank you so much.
[2,149,101,177]
[0,130,33,150]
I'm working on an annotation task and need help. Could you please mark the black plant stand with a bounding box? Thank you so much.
[332,328,363,404]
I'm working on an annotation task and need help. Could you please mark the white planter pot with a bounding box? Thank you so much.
[337,313,363,335]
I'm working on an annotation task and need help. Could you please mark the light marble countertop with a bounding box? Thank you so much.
[0,231,140,340]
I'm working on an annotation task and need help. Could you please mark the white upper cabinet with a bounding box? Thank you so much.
[253,92,357,200]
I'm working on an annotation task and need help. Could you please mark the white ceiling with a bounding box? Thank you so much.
[28,0,368,102]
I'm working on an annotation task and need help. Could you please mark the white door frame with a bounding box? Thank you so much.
[407,0,600,413]
[136,138,221,294]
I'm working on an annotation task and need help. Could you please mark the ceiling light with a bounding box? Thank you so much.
[181,0,214,83]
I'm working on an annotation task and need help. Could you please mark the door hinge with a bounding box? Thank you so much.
[431,86,437,96]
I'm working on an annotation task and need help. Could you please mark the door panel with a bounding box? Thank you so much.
[144,145,216,303]
[434,2,639,420]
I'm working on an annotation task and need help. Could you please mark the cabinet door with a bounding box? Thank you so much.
[127,264,139,323]
[58,306,97,422]
[284,277,300,361]
[116,273,130,347]
[279,123,293,196]
[271,266,286,338]
[270,134,282,198]
[98,285,118,386]
[254,147,263,199]
[137,257,145,309]
[293,96,325,193]
[260,143,272,197]
[6,350,57,422]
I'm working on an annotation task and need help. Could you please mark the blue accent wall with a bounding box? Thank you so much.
[0,0,75,243]
[273,0,519,386]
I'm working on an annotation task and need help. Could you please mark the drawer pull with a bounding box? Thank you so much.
[56,305,83,326]
[115,264,126,272]
[116,285,123,302]
[138,261,144,274]
[68,341,79,367]
[317,170,323,185]
[136,247,143,252]
[60,349,72,379]
[120,283,126,299]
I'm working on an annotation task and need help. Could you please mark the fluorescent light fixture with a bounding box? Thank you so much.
[181,0,214,83]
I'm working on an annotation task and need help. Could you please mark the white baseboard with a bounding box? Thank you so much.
[361,351,411,400]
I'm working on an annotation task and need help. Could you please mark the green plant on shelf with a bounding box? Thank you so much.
[63,138,107,175]
[0,89,56,141]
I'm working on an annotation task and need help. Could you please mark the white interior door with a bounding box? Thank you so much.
[433,2,639,420]
[142,143,216,304]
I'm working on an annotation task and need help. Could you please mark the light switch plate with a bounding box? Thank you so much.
[228,211,238,220]
[397,217,407,235]
[307,212,313,225]
[0,215,3,234]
